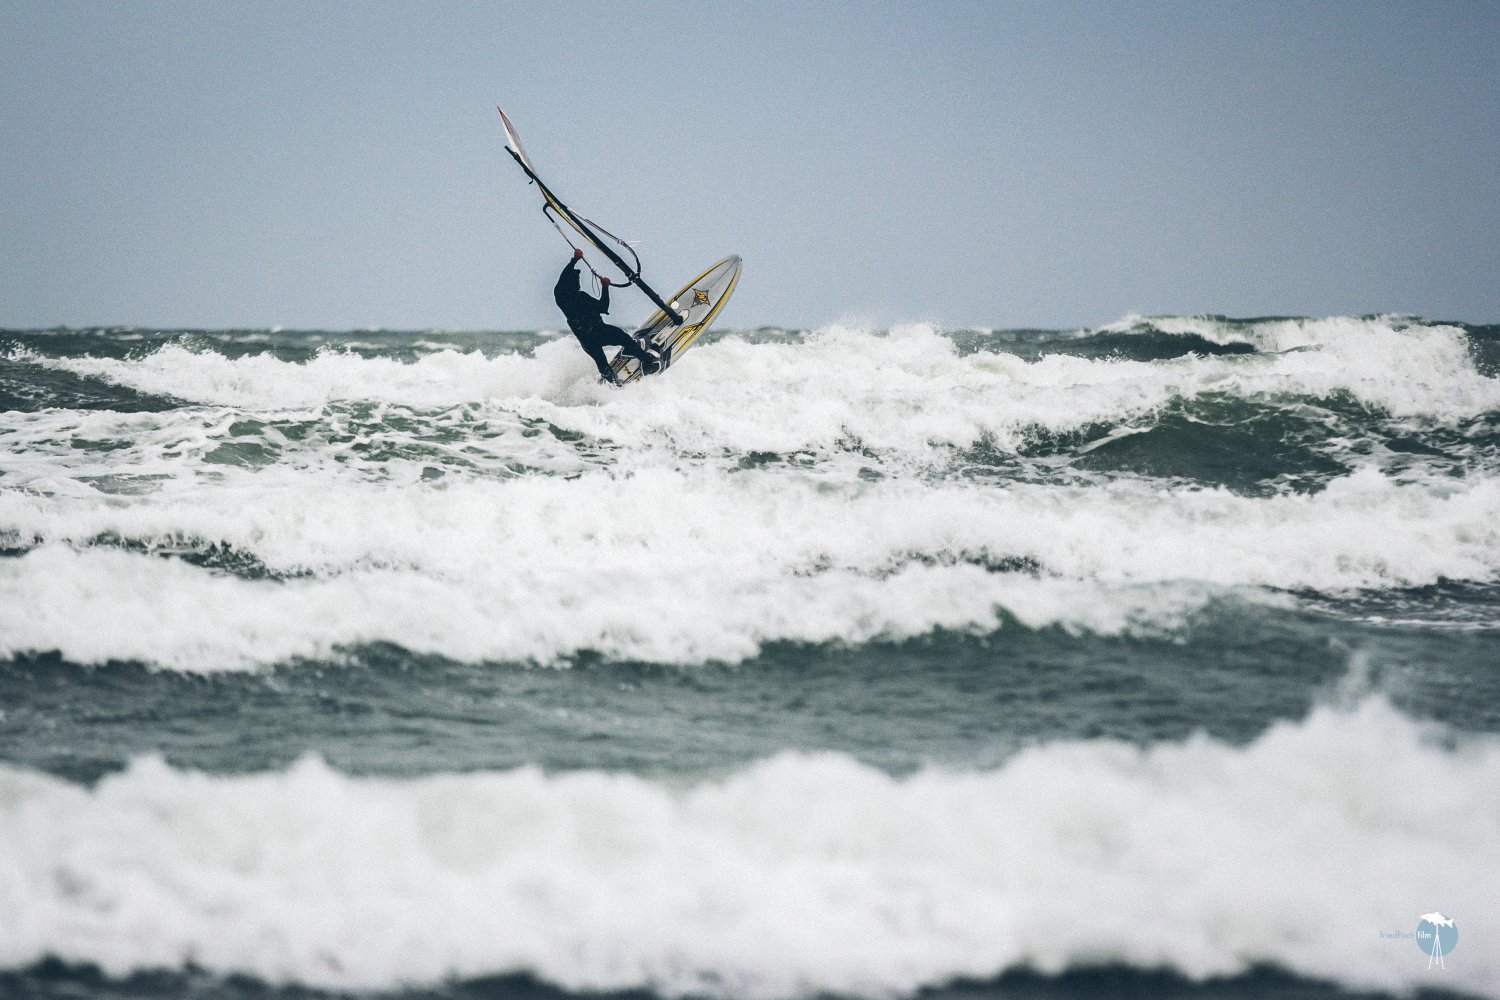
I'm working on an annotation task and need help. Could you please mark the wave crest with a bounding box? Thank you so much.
[1,698,1495,997]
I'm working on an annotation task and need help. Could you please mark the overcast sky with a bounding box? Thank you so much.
[2,1,1496,331]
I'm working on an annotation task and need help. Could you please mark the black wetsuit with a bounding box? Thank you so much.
[554,259,653,381]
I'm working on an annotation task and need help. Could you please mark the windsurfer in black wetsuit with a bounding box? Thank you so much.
[555,249,662,383]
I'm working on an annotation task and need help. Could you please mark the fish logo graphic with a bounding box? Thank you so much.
[1416,912,1458,967]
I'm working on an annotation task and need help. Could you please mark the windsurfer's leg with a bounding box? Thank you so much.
[595,323,642,354]
[596,323,659,372]
[574,332,616,381]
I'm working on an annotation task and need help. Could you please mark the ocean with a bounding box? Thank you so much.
[0,316,1496,1000]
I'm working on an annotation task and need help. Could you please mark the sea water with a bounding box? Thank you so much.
[1,317,1497,999]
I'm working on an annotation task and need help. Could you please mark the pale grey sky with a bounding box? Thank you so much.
[2,1,1497,330]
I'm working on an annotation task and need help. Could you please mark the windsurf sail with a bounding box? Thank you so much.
[497,107,683,325]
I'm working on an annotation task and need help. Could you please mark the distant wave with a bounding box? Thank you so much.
[14,315,1500,423]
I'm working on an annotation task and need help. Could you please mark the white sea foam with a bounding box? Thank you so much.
[4,319,1499,670]
[1100,314,1500,418]
[0,698,1495,997]
[0,542,1249,671]
[0,460,1497,669]
[17,337,588,411]
[19,317,1500,460]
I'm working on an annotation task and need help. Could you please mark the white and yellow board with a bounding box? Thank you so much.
[610,255,742,384]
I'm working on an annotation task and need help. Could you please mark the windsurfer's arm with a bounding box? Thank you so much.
[598,276,610,314]
[555,248,586,296]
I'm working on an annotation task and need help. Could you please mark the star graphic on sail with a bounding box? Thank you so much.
[692,288,711,307]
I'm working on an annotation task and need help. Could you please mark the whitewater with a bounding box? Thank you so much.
[2,315,1498,1000]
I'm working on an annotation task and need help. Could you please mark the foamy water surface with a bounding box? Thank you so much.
[2,317,1497,999]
